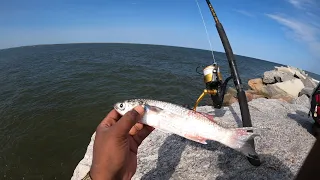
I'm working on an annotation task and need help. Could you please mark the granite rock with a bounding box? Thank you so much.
[273,79,305,97]
[299,87,315,98]
[223,93,238,106]
[270,94,295,103]
[301,77,318,89]
[275,66,307,80]
[263,84,288,98]
[292,94,310,108]
[248,78,264,92]
[263,70,295,84]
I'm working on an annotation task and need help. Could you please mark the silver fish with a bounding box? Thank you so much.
[114,99,260,158]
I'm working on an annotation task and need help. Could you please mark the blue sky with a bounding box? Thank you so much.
[0,0,319,73]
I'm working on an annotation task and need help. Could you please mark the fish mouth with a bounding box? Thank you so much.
[113,103,119,111]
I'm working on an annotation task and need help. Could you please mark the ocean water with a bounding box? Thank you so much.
[0,43,319,179]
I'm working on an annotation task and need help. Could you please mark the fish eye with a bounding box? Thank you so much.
[118,103,125,110]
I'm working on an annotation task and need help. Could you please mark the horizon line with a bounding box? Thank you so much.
[1,42,318,76]
[0,41,277,63]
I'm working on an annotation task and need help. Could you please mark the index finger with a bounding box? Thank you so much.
[100,109,122,128]
[113,106,145,137]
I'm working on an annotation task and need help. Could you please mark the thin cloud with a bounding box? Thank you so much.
[266,0,320,57]
[266,13,320,57]
[234,10,255,18]
[287,0,318,9]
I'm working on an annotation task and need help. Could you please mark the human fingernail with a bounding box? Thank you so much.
[133,106,144,115]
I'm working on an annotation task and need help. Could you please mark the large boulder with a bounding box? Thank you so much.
[223,93,238,106]
[226,87,237,97]
[270,94,294,103]
[223,88,266,105]
[312,78,320,84]
[248,78,290,98]
[275,66,307,80]
[263,70,295,84]
[248,78,264,92]
[301,77,318,89]
[245,90,266,102]
[260,66,319,101]
[299,87,315,97]
[273,79,305,97]
[293,94,310,108]
[263,84,288,98]
[72,98,316,180]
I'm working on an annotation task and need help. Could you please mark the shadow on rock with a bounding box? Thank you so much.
[216,153,295,180]
[287,110,314,135]
[187,137,221,152]
[228,105,242,127]
[207,108,228,118]
[141,135,187,180]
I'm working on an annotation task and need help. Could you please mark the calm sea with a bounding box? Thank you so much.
[0,43,319,179]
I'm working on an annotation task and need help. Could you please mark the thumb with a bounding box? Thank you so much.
[113,105,145,137]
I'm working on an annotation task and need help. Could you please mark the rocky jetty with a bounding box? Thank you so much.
[223,66,319,106]
[71,66,319,180]
[72,97,316,180]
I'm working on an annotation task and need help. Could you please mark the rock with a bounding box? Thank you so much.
[273,79,305,97]
[72,98,316,180]
[301,77,318,89]
[293,94,310,108]
[223,93,238,106]
[248,78,291,99]
[275,66,307,80]
[299,87,315,97]
[245,91,265,101]
[71,133,96,180]
[261,84,287,98]
[226,87,237,97]
[270,94,294,103]
[246,89,258,94]
[263,70,294,84]
[312,78,320,84]
[245,91,254,102]
[248,78,264,92]
[263,71,277,84]
[279,96,295,103]
[252,94,266,99]
[223,89,265,106]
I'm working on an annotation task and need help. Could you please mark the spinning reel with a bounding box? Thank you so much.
[193,63,232,111]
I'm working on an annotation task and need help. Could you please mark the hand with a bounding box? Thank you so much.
[90,106,154,180]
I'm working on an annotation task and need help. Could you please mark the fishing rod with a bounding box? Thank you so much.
[193,0,261,166]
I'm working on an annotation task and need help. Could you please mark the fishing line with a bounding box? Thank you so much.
[194,0,216,64]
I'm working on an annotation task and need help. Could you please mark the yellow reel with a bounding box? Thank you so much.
[193,63,223,111]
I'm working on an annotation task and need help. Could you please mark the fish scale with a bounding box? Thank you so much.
[136,99,214,122]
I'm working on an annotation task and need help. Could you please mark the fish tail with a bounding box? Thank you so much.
[224,128,261,158]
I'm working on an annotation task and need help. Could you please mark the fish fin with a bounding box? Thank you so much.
[224,128,261,158]
[144,104,164,113]
[184,134,208,144]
